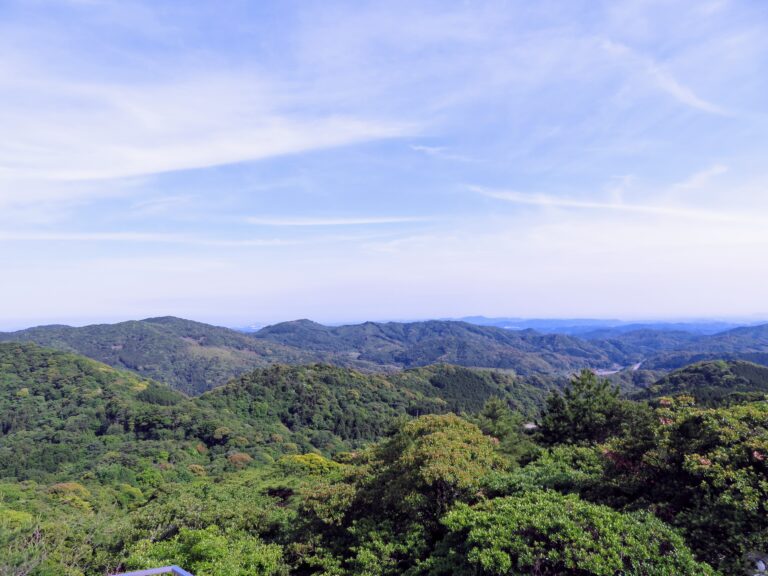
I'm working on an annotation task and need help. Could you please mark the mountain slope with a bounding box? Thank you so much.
[195,363,551,455]
[10,316,758,396]
[252,319,628,373]
[0,343,552,480]
[581,329,702,356]
[635,360,768,406]
[643,324,768,370]
[0,317,318,394]
[0,317,633,393]
[0,342,204,479]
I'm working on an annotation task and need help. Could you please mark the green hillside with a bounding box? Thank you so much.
[0,317,319,395]
[198,363,549,451]
[7,349,768,574]
[7,316,768,406]
[0,344,550,482]
[253,319,629,372]
[0,342,253,481]
[643,324,768,369]
[636,359,768,406]
[0,317,635,394]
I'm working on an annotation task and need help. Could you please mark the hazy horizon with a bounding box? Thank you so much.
[2,1,767,325]
[1,312,766,333]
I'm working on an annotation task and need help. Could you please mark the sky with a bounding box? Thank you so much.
[1,0,768,329]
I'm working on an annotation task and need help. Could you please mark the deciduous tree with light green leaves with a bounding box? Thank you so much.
[430,491,715,575]
[125,526,288,576]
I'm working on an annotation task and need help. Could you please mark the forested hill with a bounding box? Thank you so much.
[642,323,768,369]
[254,319,768,376]
[0,317,319,394]
[5,342,768,574]
[0,343,549,481]
[252,319,628,371]
[4,316,768,395]
[635,359,768,406]
[0,317,626,393]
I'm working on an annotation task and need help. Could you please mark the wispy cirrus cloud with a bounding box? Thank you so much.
[0,75,415,184]
[409,144,478,163]
[130,195,197,216]
[0,231,299,246]
[245,216,431,227]
[2,0,768,324]
[671,163,729,192]
[601,39,730,115]
[471,185,763,224]
[0,229,413,247]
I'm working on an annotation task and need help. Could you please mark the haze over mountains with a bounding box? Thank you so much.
[3,315,768,395]
[455,316,750,335]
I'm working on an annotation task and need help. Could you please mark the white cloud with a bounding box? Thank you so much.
[0,7,430,221]
[130,195,196,215]
[0,229,410,249]
[645,63,729,115]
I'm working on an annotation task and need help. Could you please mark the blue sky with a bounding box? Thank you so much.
[1,0,768,328]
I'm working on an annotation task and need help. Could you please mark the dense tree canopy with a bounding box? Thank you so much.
[538,369,649,445]
[5,344,768,575]
[434,491,714,575]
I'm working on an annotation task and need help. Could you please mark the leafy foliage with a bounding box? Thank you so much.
[9,345,768,575]
[601,397,768,572]
[126,526,287,576]
[538,370,652,445]
[433,491,714,575]
[0,345,544,482]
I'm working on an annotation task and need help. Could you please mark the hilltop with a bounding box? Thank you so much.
[636,359,768,406]
[0,317,621,393]
[642,324,768,369]
[252,319,626,371]
[0,317,317,395]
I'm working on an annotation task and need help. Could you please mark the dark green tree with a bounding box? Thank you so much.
[470,398,540,465]
[539,370,625,445]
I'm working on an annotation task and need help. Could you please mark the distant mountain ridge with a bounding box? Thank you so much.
[0,317,623,393]
[251,319,623,370]
[641,324,768,370]
[3,316,768,395]
[0,316,318,394]
[456,316,749,335]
